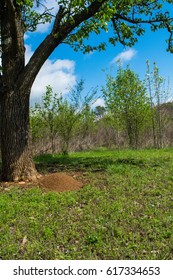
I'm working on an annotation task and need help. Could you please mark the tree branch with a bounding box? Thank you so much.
[111,7,173,48]
[52,5,66,34]
[112,13,173,26]
[165,22,173,52]
[17,0,107,93]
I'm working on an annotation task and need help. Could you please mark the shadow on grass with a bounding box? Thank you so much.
[35,154,114,173]
[34,153,147,174]
[0,150,166,177]
[0,153,115,177]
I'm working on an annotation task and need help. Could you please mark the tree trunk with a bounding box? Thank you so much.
[1,89,38,181]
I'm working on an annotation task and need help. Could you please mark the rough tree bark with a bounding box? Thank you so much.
[1,89,37,181]
[0,0,37,181]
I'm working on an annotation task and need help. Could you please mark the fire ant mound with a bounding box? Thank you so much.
[38,172,83,192]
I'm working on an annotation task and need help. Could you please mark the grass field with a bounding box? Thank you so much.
[0,148,173,260]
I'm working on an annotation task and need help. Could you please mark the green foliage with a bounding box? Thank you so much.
[16,1,173,52]
[56,98,79,155]
[64,1,173,53]
[31,85,59,153]
[102,65,151,148]
[76,103,96,142]
[16,0,34,7]
[145,60,171,148]
[17,0,53,32]
[30,80,97,154]
[29,61,172,152]
[94,106,106,119]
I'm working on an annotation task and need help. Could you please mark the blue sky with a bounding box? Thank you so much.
[25,0,173,106]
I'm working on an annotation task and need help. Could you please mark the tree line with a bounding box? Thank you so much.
[30,61,173,155]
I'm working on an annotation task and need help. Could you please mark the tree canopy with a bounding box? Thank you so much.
[102,65,151,148]
[16,0,173,51]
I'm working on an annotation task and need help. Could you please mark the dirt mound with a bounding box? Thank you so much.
[38,172,83,192]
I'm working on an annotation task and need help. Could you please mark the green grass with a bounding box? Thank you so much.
[0,148,173,259]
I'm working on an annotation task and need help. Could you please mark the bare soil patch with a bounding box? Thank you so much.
[38,172,83,192]
[0,172,85,193]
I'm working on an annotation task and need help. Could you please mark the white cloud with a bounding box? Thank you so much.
[92,98,105,108]
[32,59,76,99]
[25,45,77,101]
[111,48,137,65]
